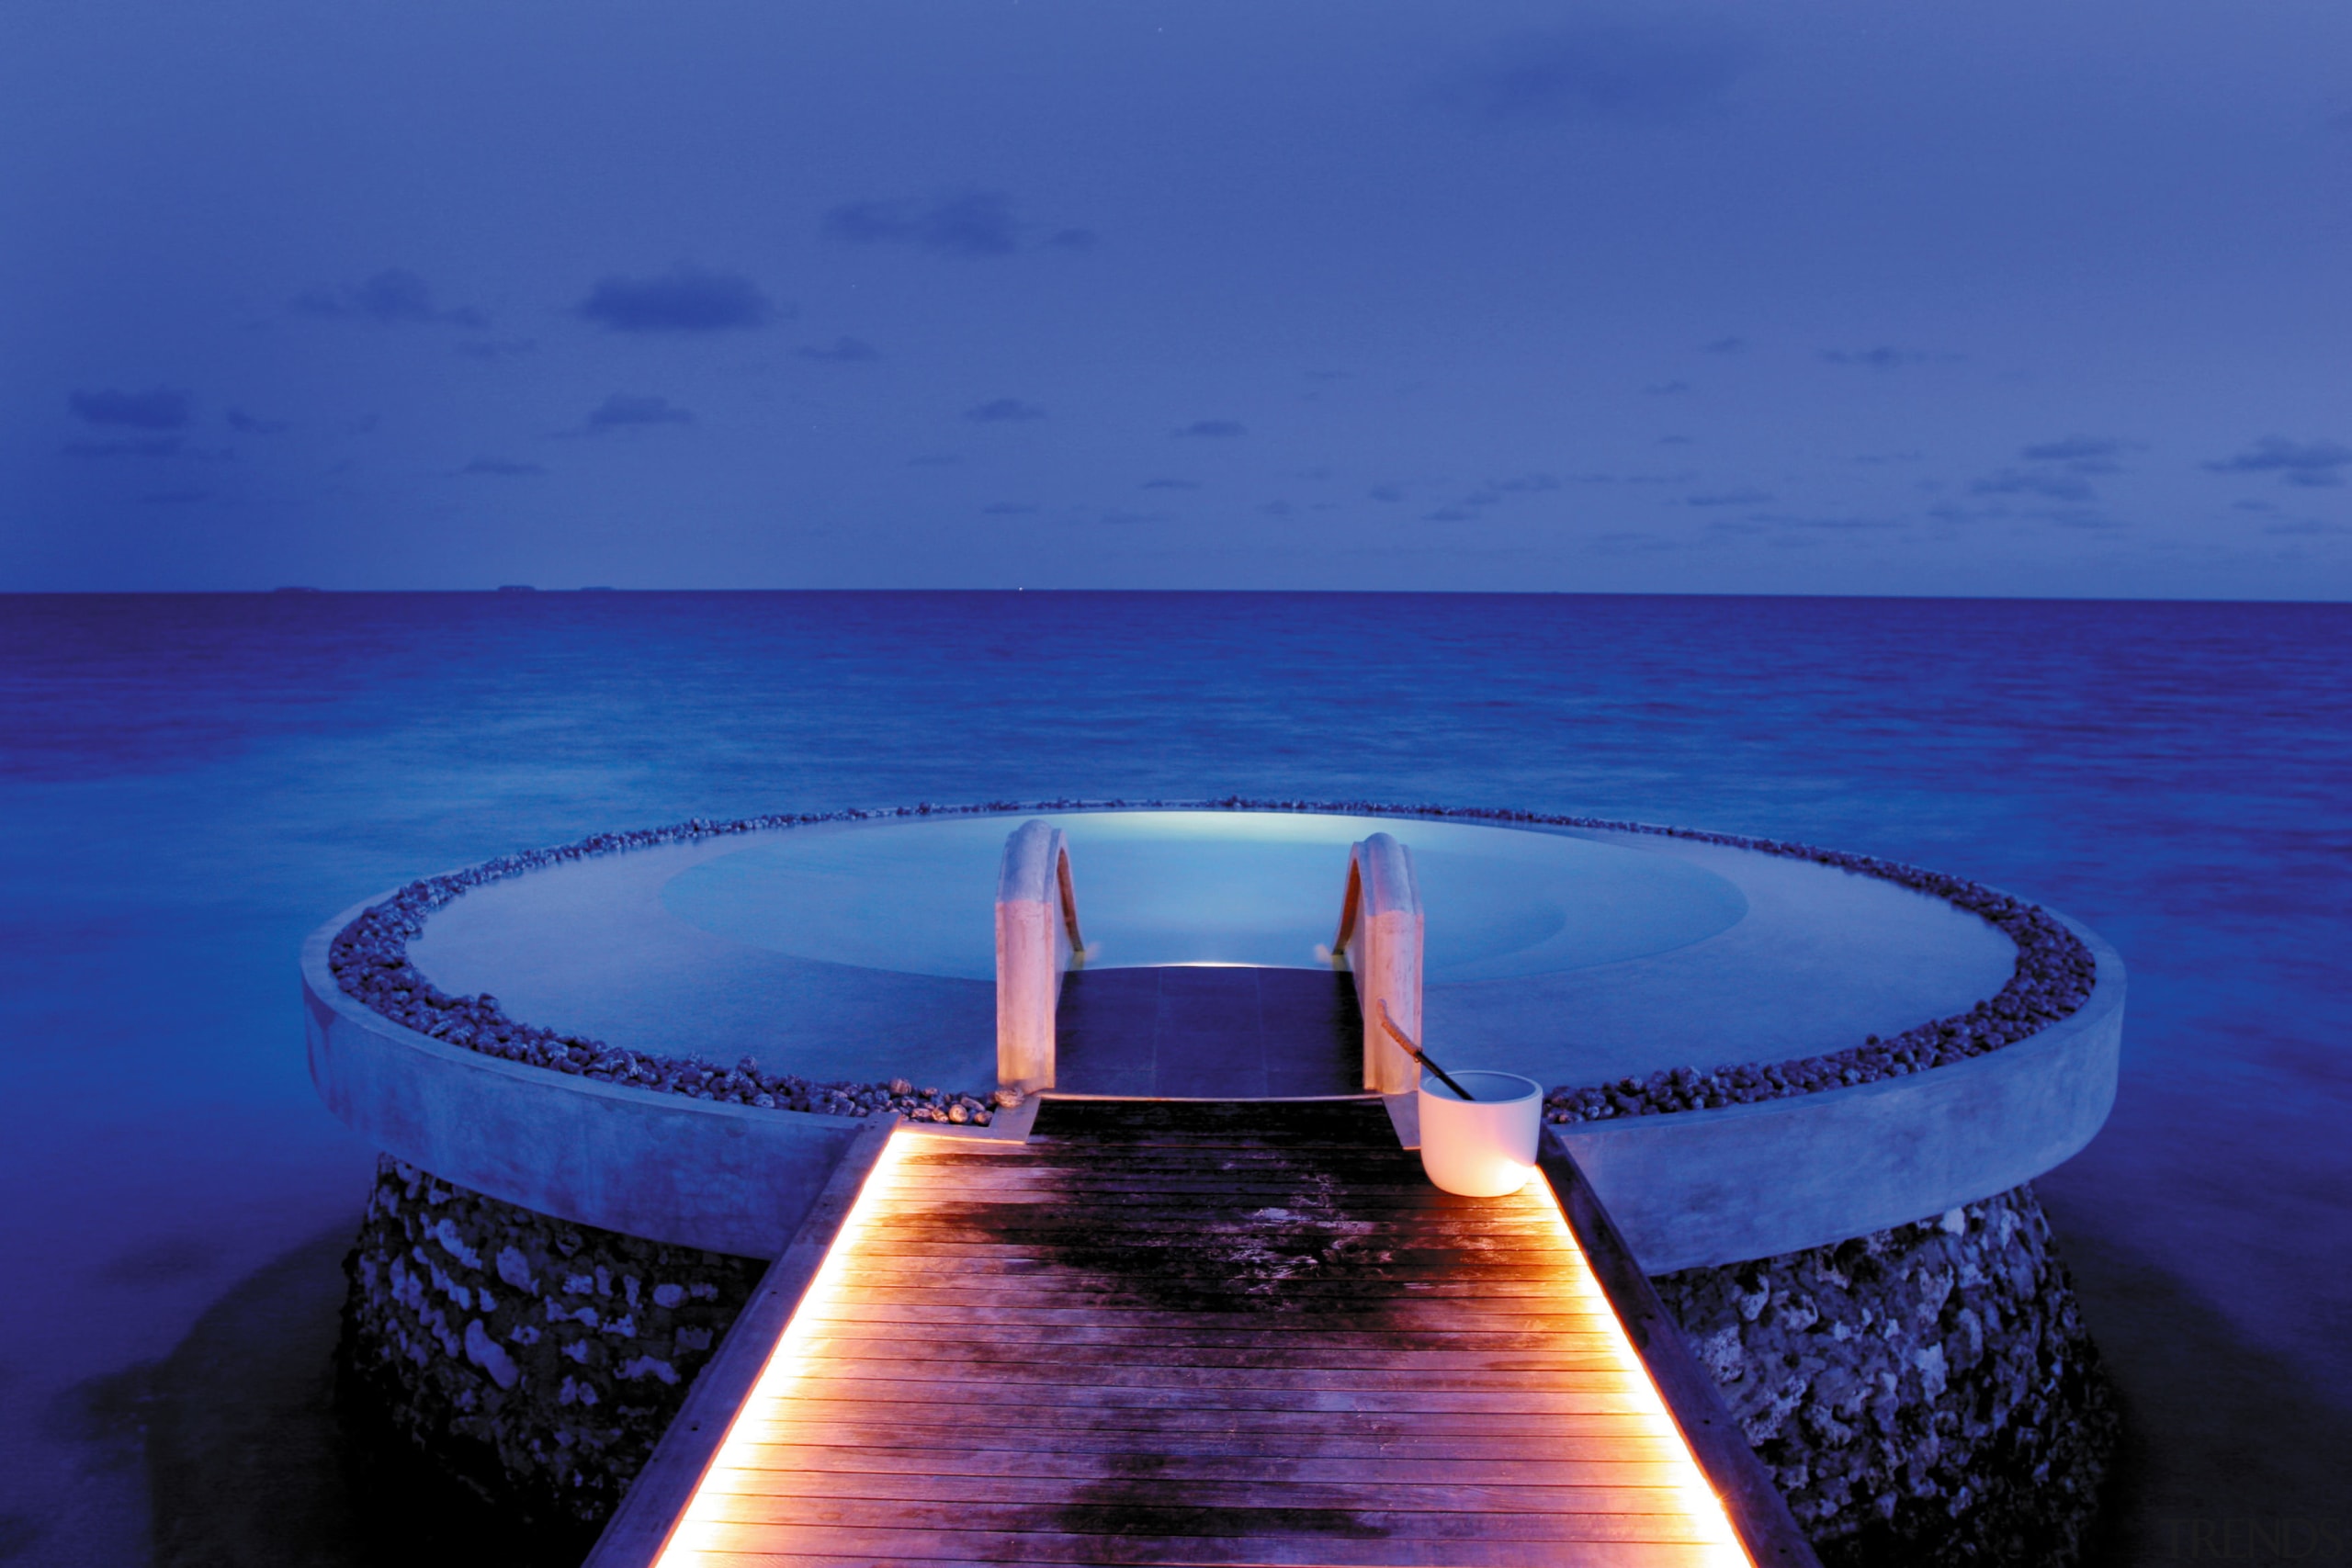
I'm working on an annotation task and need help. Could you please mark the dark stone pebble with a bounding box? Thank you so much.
[328,796,2096,1128]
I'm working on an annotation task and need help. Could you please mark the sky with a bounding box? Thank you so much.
[5,0,2347,596]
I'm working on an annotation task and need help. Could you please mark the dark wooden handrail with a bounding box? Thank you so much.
[1535,1127,1826,1568]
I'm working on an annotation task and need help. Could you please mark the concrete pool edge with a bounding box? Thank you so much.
[303,799,2123,1269]
[1561,911,2124,1270]
[330,798,2095,1119]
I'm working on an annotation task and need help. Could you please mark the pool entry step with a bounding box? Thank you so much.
[1054,965,1363,1098]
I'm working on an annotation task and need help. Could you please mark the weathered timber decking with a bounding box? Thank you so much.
[650,1100,1749,1567]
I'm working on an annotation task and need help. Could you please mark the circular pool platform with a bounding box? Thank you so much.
[403,809,2012,1096]
[304,805,2122,1270]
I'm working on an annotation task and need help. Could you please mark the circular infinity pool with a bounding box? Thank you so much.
[661,810,1747,982]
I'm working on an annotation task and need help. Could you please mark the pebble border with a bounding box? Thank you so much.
[328,796,2096,1128]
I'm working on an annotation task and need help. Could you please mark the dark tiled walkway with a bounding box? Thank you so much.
[1053,965,1363,1098]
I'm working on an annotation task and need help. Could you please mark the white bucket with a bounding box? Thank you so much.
[1418,1070,1544,1197]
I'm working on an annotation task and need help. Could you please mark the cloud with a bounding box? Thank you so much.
[461,457,546,476]
[965,398,1046,423]
[2020,435,2125,463]
[1368,483,1406,502]
[1142,478,1199,491]
[64,437,182,458]
[1822,346,1939,369]
[574,267,775,333]
[70,387,190,429]
[1422,506,1476,523]
[1445,24,1751,122]
[1972,468,2097,502]
[1460,473,1562,508]
[1046,228,1098,252]
[980,502,1037,515]
[298,268,485,327]
[1684,488,1774,507]
[1643,379,1691,395]
[226,407,288,434]
[584,393,693,432]
[138,489,209,506]
[1175,419,1246,438]
[825,192,1030,257]
[1702,336,1747,355]
[2017,435,2133,477]
[1747,512,1901,532]
[797,336,880,364]
[2203,437,2350,488]
[1260,500,1295,517]
[1097,509,1168,525]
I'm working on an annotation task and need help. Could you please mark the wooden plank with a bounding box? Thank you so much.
[812,1280,1613,1309]
[794,1304,1620,1332]
[752,1382,1660,1417]
[702,1442,1696,1486]
[673,1561,1702,1568]
[780,1363,1646,1401]
[722,1413,1687,1453]
[795,1344,1636,1382]
[726,1397,1675,1437]
[808,1250,1599,1279]
[688,1470,1695,1517]
[582,1116,898,1568]
[835,1253,1600,1280]
[791,1337,1634,1373]
[675,1551,1713,1568]
[667,1556,1702,1568]
[793,1319,1624,1350]
[667,1522,1723,1567]
[680,1494,1725,1544]
[718,1436,1690,1478]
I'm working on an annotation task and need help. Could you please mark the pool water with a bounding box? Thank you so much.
[660,810,1749,981]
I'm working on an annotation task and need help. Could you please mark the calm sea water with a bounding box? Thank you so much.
[0,591,2346,1564]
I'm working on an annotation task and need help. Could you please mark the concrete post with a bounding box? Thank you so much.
[996,819,1080,1093]
[1338,832,1423,1094]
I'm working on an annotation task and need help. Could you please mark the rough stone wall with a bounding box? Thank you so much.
[1652,1182,2118,1567]
[342,1156,2114,1563]
[338,1156,764,1529]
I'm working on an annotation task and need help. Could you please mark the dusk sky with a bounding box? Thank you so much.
[6,1,2347,596]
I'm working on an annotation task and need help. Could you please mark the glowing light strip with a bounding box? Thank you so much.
[654,1127,1750,1566]
[1526,1176,1754,1567]
[650,1125,917,1568]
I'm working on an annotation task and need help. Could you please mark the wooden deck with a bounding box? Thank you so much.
[647,1100,1750,1568]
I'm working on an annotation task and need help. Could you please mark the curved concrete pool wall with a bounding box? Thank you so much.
[307,888,2122,1269]
[1564,915,2126,1272]
[304,899,862,1259]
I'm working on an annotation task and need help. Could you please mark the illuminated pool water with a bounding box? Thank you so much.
[660,810,1749,982]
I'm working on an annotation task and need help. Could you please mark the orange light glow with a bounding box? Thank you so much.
[652,1124,1755,1568]
[1523,1177,1756,1568]
[650,1124,920,1568]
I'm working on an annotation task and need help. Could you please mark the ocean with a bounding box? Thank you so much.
[0,590,2346,1564]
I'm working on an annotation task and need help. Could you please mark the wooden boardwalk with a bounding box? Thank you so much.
[649,1100,1749,1568]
